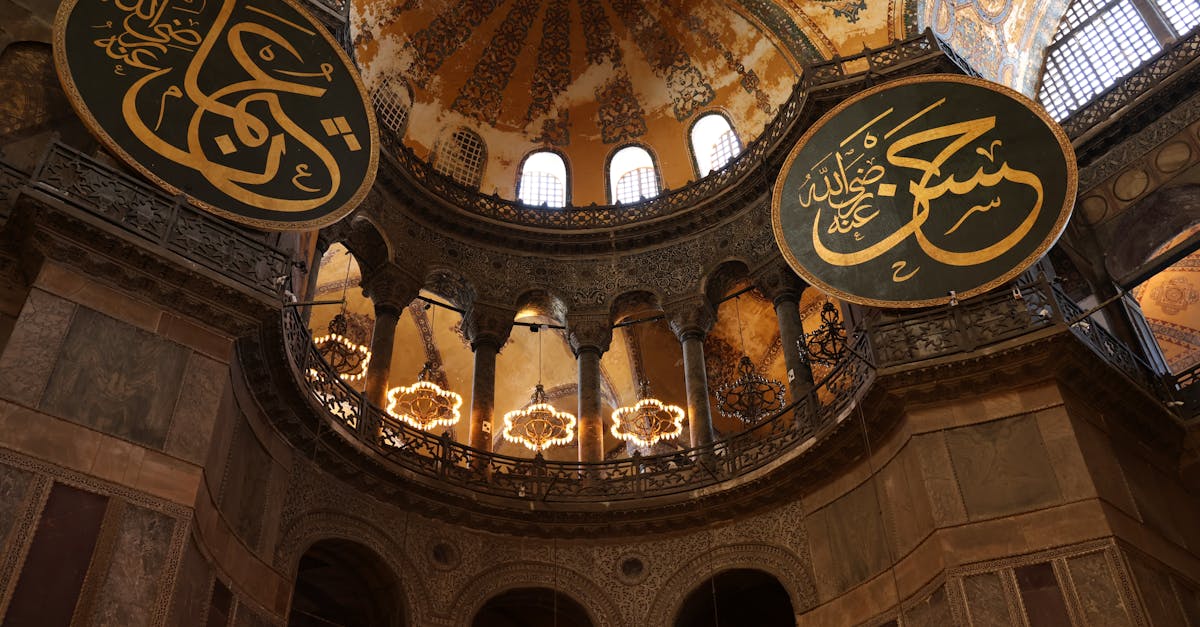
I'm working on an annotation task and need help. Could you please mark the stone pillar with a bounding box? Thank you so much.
[667,298,717,448]
[463,303,515,452]
[568,313,612,463]
[360,264,422,407]
[301,235,331,324]
[756,263,815,401]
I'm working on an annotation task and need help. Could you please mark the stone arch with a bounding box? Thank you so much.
[609,289,664,324]
[334,213,393,276]
[276,509,432,626]
[1106,184,1200,286]
[644,543,816,626]
[450,561,626,627]
[424,266,477,311]
[702,259,753,307]
[514,288,569,326]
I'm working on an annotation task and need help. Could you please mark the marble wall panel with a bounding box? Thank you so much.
[219,418,273,552]
[0,288,75,407]
[233,600,274,627]
[40,307,190,450]
[167,538,213,627]
[807,478,892,598]
[1176,577,1200,625]
[165,353,227,465]
[963,571,1017,627]
[206,579,233,627]
[1066,551,1136,626]
[946,413,1062,520]
[911,431,968,526]
[1127,553,1188,626]
[1013,562,1071,626]
[1114,443,1193,549]
[92,503,176,626]
[902,584,953,626]
[0,462,33,550]
[879,443,935,558]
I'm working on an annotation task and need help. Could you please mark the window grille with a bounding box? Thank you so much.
[434,129,486,189]
[1161,0,1200,34]
[372,76,410,137]
[615,167,658,204]
[519,171,566,207]
[709,130,740,174]
[690,114,740,177]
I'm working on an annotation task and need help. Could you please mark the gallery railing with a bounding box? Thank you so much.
[2,142,291,298]
[377,32,949,230]
[282,276,1166,503]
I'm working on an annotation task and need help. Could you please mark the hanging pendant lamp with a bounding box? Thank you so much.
[312,250,371,381]
[610,324,684,446]
[715,295,785,425]
[501,326,577,452]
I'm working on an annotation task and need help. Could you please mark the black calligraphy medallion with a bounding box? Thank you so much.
[772,74,1076,308]
[53,0,377,230]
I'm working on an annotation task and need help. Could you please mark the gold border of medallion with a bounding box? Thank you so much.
[770,74,1077,308]
[51,0,379,231]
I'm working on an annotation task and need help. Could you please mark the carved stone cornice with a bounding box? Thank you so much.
[462,302,515,351]
[566,313,612,356]
[665,297,716,343]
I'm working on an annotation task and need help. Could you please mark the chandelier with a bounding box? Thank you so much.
[386,362,462,431]
[313,312,372,381]
[501,326,576,452]
[311,249,371,381]
[611,383,685,447]
[716,295,785,425]
[502,383,577,452]
[798,302,847,366]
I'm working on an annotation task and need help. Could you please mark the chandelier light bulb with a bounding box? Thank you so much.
[386,362,463,430]
[502,384,577,452]
[610,394,685,447]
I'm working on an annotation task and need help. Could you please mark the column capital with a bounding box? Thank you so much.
[753,261,806,307]
[566,313,612,356]
[665,297,715,343]
[360,263,422,312]
[463,302,515,351]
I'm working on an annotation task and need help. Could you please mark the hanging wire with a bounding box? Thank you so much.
[734,294,747,355]
[537,325,544,386]
[338,249,353,314]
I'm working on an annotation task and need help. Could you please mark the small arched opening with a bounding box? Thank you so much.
[287,539,404,627]
[471,587,594,627]
[673,568,795,627]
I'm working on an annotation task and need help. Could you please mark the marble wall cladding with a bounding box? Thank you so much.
[1013,562,1071,627]
[41,307,190,449]
[0,288,75,407]
[0,462,33,549]
[807,478,892,598]
[962,571,1017,627]
[3,482,107,627]
[219,419,273,552]
[946,413,1063,520]
[1114,441,1200,551]
[1066,551,1136,626]
[206,579,233,627]
[1178,578,1200,625]
[901,584,953,626]
[167,538,213,627]
[233,600,275,627]
[1127,552,1189,626]
[164,353,227,465]
[92,503,176,626]
[878,443,935,558]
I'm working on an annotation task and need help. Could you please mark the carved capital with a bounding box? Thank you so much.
[360,263,422,311]
[463,302,515,350]
[753,261,806,307]
[665,298,715,343]
[566,313,612,356]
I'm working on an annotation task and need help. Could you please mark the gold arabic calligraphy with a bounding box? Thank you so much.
[796,98,1045,283]
[93,0,349,212]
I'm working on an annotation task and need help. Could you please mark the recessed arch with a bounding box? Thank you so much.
[517,150,570,208]
[607,144,660,204]
[449,561,621,626]
[673,568,796,627]
[471,587,594,627]
[288,538,403,627]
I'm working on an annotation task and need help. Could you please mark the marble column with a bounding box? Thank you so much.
[667,299,717,448]
[301,236,331,324]
[360,264,422,408]
[463,303,515,452]
[568,314,612,463]
[756,264,816,402]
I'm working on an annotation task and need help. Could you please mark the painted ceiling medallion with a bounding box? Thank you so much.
[610,384,685,447]
[386,362,463,431]
[502,384,578,452]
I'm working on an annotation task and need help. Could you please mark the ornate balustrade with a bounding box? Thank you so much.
[282,276,1168,503]
[378,32,953,231]
[3,143,290,298]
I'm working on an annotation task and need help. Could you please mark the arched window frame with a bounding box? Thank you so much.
[516,149,571,208]
[606,144,661,205]
[687,111,742,178]
[1037,0,1196,120]
[433,127,487,190]
[371,75,413,142]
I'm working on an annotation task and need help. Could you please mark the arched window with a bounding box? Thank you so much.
[433,128,486,189]
[1038,0,1197,121]
[609,145,659,204]
[372,75,411,139]
[518,151,568,208]
[690,113,741,177]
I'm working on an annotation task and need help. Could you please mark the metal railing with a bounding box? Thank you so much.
[377,32,950,230]
[282,275,1168,503]
[1,142,291,298]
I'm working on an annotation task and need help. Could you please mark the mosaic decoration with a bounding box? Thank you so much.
[732,0,824,63]
[579,0,622,65]
[1150,276,1200,316]
[526,0,571,136]
[609,0,715,121]
[535,110,571,147]
[665,3,775,114]
[406,0,504,88]
[595,73,648,144]
[451,0,539,125]
[814,0,868,23]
